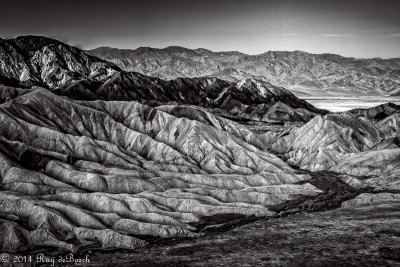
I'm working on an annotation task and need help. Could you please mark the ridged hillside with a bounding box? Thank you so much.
[0,89,321,252]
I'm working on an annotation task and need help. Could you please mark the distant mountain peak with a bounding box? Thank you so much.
[163,45,192,51]
[11,35,63,51]
[88,44,400,96]
[194,48,213,54]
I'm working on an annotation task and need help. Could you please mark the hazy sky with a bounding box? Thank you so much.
[1,0,400,58]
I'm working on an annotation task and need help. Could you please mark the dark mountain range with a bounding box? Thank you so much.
[0,36,399,264]
[0,36,325,123]
[56,73,324,122]
[88,46,400,96]
[348,102,400,120]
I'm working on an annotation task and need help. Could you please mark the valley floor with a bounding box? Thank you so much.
[76,199,400,267]
[42,170,399,267]
[301,96,400,112]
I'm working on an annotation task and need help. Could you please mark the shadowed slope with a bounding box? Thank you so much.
[55,72,324,123]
